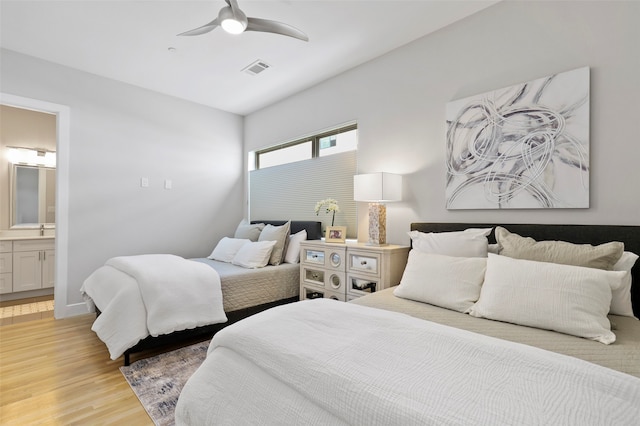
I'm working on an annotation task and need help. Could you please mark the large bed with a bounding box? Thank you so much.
[175,222,640,425]
[81,220,321,365]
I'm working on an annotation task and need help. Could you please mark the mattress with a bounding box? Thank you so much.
[192,258,300,312]
[351,287,640,378]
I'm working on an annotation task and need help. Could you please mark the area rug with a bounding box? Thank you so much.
[120,340,209,426]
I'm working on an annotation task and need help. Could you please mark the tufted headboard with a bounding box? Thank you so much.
[251,220,323,241]
[410,223,640,317]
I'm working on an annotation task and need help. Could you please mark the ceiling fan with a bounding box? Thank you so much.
[178,0,309,42]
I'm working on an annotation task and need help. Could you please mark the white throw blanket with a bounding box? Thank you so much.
[81,254,226,360]
[177,299,640,425]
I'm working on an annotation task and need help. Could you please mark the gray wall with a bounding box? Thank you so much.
[1,49,244,315]
[245,0,640,244]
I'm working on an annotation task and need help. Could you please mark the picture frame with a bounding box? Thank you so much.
[325,226,347,243]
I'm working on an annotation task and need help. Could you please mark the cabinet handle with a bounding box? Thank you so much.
[43,251,46,261]
[360,260,367,265]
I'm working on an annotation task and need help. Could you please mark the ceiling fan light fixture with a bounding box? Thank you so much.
[178,0,308,41]
[218,5,247,34]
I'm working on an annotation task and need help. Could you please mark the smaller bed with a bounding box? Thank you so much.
[82,220,321,365]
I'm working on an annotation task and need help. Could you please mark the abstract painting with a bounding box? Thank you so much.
[445,67,590,209]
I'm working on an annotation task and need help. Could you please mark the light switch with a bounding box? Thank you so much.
[140,177,149,188]
[164,179,172,190]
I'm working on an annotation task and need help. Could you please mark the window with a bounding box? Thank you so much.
[258,140,312,169]
[249,124,358,239]
[255,124,357,169]
[318,127,357,157]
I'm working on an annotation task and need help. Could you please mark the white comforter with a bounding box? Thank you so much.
[81,254,227,360]
[176,299,640,425]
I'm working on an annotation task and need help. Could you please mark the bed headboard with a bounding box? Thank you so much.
[410,223,640,317]
[251,220,323,241]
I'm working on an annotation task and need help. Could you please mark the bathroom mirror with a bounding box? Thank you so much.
[10,164,56,228]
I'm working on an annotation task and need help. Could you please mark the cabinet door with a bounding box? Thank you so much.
[0,252,12,273]
[13,250,42,291]
[42,249,55,289]
[0,273,12,294]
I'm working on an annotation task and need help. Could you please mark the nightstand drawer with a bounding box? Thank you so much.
[301,285,346,302]
[301,245,346,271]
[301,266,345,292]
[348,251,380,276]
[303,249,325,265]
[347,274,379,297]
[303,267,324,286]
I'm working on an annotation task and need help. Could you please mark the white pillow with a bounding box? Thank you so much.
[469,254,627,344]
[258,221,291,266]
[231,240,277,269]
[208,237,250,262]
[407,228,492,257]
[284,229,307,264]
[611,251,639,318]
[393,251,487,313]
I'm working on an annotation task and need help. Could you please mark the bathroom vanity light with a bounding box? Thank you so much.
[7,147,56,167]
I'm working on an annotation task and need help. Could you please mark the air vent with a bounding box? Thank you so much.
[242,60,271,76]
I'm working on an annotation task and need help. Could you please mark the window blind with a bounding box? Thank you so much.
[249,150,357,239]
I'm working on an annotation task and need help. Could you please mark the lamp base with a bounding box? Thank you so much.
[367,202,387,246]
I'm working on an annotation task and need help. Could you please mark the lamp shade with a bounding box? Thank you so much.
[353,173,402,202]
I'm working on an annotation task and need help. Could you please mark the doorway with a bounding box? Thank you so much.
[1,93,70,320]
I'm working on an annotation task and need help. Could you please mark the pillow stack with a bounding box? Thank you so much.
[491,226,633,318]
[207,220,307,268]
[394,226,638,345]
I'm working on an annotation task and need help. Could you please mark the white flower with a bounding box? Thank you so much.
[314,198,340,214]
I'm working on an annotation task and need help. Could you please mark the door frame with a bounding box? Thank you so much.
[1,92,70,318]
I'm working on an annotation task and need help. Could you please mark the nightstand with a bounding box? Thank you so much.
[299,241,409,301]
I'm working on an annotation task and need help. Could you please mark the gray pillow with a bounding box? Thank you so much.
[495,226,624,270]
[258,221,291,266]
[234,219,265,242]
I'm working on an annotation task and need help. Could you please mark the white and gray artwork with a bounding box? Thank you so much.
[445,67,590,209]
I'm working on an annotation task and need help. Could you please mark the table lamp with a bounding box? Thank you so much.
[353,172,402,245]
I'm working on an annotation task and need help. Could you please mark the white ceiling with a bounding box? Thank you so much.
[0,0,499,116]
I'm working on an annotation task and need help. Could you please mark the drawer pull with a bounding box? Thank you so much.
[352,255,377,272]
[306,269,324,283]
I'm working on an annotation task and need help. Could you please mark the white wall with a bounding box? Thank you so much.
[1,49,244,316]
[245,0,640,244]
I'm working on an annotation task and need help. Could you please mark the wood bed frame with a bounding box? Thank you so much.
[113,220,322,365]
[410,223,640,317]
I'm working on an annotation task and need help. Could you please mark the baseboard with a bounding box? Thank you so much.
[55,301,90,319]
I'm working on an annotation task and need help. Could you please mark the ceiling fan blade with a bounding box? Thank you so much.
[246,17,309,42]
[226,0,241,14]
[177,18,219,36]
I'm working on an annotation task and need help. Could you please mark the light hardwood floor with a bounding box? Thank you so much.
[0,314,152,425]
